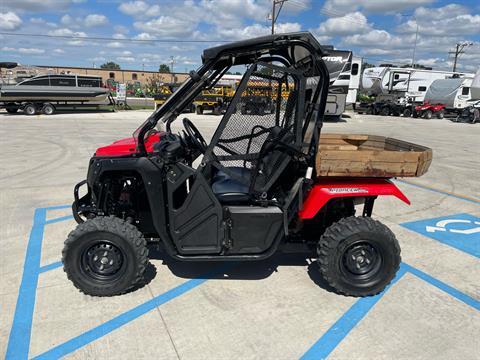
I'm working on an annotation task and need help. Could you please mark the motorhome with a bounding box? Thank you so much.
[321,48,361,118]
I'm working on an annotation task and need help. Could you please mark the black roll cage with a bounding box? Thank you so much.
[135,33,330,167]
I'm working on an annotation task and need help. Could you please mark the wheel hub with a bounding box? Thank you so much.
[343,243,378,275]
[83,242,123,278]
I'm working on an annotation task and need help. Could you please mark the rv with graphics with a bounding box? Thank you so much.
[320,48,361,118]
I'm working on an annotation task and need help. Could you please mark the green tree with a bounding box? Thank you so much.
[159,64,171,73]
[100,61,121,70]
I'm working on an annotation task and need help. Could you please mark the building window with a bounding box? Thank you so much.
[418,86,427,92]
[462,87,470,95]
[109,72,115,79]
[132,73,138,80]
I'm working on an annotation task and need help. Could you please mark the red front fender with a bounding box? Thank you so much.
[299,178,410,220]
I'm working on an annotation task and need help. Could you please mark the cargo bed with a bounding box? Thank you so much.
[317,134,432,177]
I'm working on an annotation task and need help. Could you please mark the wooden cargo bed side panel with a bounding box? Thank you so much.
[316,133,432,178]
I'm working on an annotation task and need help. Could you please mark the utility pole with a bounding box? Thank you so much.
[449,42,473,72]
[270,0,287,35]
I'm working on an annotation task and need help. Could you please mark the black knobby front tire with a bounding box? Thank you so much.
[317,216,401,297]
[62,216,148,296]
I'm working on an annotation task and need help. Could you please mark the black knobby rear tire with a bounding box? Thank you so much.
[423,110,433,119]
[436,110,444,119]
[317,216,401,297]
[403,108,412,117]
[62,216,148,296]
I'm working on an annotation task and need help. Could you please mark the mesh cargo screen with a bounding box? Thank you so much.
[212,63,299,192]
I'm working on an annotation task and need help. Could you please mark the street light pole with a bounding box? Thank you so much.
[411,20,418,68]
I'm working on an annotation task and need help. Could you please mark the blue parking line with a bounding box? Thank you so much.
[403,263,480,311]
[38,261,63,274]
[44,204,72,211]
[45,215,74,225]
[300,265,408,360]
[396,179,480,205]
[33,267,227,360]
[7,206,226,359]
[300,263,480,359]
[6,208,47,359]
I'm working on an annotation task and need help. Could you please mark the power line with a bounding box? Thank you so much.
[0,32,231,43]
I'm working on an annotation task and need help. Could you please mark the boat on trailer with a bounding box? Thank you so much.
[0,73,109,103]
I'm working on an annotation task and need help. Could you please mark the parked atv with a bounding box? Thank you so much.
[414,103,445,119]
[64,32,431,298]
[453,101,479,124]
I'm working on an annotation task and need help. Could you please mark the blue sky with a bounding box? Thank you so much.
[1,0,479,72]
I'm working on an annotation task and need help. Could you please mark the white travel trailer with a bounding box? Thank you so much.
[321,48,362,117]
[424,77,473,110]
[361,66,473,103]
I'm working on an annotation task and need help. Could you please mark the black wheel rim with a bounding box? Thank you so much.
[81,241,125,281]
[340,241,382,282]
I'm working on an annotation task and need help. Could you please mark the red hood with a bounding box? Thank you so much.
[95,132,165,157]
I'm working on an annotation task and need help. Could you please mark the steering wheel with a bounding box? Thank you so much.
[182,118,208,153]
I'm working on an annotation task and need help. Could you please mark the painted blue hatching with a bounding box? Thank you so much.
[300,263,480,360]
[300,265,408,360]
[45,215,74,225]
[38,261,63,274]
[6,206,224,360]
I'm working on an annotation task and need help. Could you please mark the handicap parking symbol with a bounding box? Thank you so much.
[401,213,480,258]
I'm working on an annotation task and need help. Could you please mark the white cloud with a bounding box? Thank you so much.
[0,12,23,30]
[134,32,155,40]
[117,56,136,62]
[398,4,480,36]
[61,13,107,28]
[53,48,65,54]
[118,1,160,17]
[48,28,87,37]
[322,0,434,15]
[218,22,301,40]
[315,12,371,36]
[2,46,45,54]
[134,16,197,38]
[84,14,108,27]
[107,42,124,48]
[343,29,412,49]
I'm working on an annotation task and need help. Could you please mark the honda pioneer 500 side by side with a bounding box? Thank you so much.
[64,32,430,297]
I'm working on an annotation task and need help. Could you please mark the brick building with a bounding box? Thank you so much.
[1,65,189,86]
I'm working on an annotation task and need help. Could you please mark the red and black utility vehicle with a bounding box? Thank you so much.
[64,32,432,297]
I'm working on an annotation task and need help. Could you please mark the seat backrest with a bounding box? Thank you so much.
[205,62,302,198]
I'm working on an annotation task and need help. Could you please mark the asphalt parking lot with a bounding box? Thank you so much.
[1,109,479,359]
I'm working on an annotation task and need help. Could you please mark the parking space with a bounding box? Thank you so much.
[1,110,479,359]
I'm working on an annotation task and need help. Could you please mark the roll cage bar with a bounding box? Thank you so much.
[135,32,330,165]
